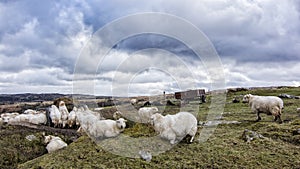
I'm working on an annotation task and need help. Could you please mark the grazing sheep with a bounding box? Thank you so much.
[243,94,284,123]
[138,107,159,123]
[49,105,62,127]
[150,112,198,144]
[44,135,68,153]
[85,118,127,139]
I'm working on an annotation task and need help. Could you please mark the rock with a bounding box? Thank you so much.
[278,94,295,99]
[297,108,300,114]
[139,150,152,162]
[202,120,241,127]
[25,135,37,141]
[242,129,266,143]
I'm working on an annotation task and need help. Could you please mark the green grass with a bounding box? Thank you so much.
[2,87,300,168]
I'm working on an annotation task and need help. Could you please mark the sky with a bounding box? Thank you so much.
[0,0,299,96]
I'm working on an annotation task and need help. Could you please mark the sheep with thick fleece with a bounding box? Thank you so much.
[150,112,197,144]
[84,118,127,139]
[44,135,67,153]
[243,94,284,123]
[8,112,47,125]
[76,107,103,133]
[138,107,159,123]
[24,109,38,114]
[59,101,69,128]
[68,107,77,128]
[49,105,61,127]
[1,112,19,123]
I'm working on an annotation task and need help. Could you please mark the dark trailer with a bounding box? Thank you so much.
[175,89,206,103]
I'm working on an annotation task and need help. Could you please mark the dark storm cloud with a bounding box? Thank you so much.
[0,0,299,94]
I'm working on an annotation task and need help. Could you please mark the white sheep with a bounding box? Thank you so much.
[85,118,127,139]
[50,105,61,127]
[28,111,47,125]
[113,111,123,120]
[1,112,19,123]
[24,109,38,114]
[44,135,68,153]
[59,101,69,128]
[68,107,77,128]
[243,94,284,123]
[130,98,137,105]
[76,107,102,133]
[138,107,159,123]
[8,111,47,125]
[150,112,198,144]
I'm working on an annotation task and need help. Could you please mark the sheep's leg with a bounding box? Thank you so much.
[277,115,282,124]
[255,111,261,122]
[190,135,195,143]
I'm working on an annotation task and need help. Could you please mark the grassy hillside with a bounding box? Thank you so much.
[7,87,300,168]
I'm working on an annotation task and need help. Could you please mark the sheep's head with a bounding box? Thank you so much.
[44,135,53,144]
[242,94,252,103]
[116,118,127,130]
[150,113,163,126]
[113,111,123,120]
[59,101,66,107]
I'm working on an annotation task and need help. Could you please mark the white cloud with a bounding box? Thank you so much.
[0,0,299,95]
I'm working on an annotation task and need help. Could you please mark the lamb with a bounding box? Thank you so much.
[44,135,68,153]
[59,101,69,128]
[138,107,159,123]
[49,105,61,127]
[150,112,198,144]
[84,118,127,139]
[243,94,284,123]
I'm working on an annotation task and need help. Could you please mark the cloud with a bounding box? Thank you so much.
[0,0,299,95]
